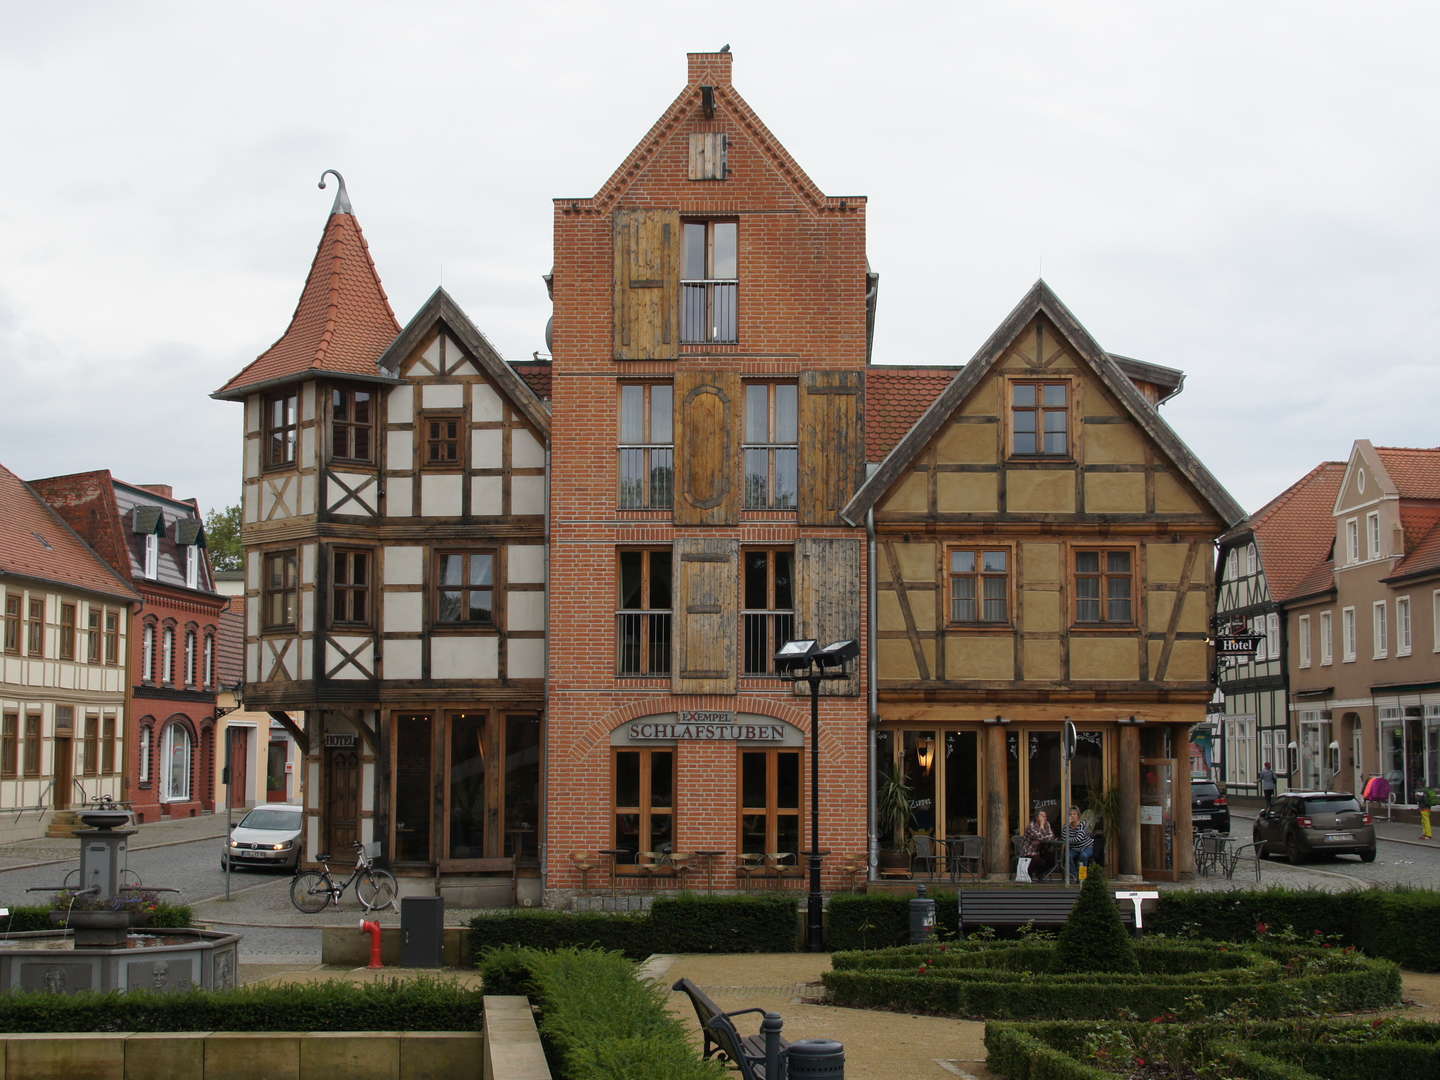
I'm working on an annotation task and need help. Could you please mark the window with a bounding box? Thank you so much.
[1373,601,1388,659]
[618,383,674,509]
[100,714,115,774]
[1367,511,1382,560]
[680,220,737,343]
[161,723,191,802]
[1434,590,1440,653]
[617,549,672,676]
[138,726,151,784]
[743,382,798,509]
[185,545,199,589]
[262,551,299,630]
[3,596,18,654]
[331,387,374,463]
[59,603,76,660]
[1298,614,1311,668]
[142,623,155,682]
[1011,380,1069,456]
[1320,610,1333,665]
[739,749,801,863]
[104,611,118,665]
[203,634,215,688]
[435,551,494,625]
[332,549,372,626]
[23,712,40,778]
[613,749,673,864]
[1342,606,1356,662]
[162,627,175,684]
[1397,596,1413,656]
[26,598,43,656]
[1268,613,1280,660]
[1074,549,1133,625]
[144,533,158,579]
[742,548,794,675]
[949,548,1009,624]
[87,609,100,663]
[265,391,298,467]
[1,712,16,779]
[422,413,462,467]
[83,713,99,777]
[185,630,197,686]
[1346,518,1359,564]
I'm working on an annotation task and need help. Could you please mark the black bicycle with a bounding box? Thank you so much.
[289,842,398,913]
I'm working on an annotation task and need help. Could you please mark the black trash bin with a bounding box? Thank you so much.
[401,896,445,968]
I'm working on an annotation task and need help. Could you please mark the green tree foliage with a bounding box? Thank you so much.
[204,504,242,572]
[1053,866,1139,974]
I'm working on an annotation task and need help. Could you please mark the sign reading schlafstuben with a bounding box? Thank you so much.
[627,711,786,742]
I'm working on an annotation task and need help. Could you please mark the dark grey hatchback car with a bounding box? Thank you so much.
[1253,792,1376,864]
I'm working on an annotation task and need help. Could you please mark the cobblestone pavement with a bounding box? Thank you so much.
[0,811,229,868]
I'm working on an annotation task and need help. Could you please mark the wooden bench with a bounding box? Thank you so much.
[958,888,1135,933]
[673,977,788,1079]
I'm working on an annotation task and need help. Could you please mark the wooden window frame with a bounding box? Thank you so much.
[104,611,119,666]
[1320,610,1333,666]
[87,608,101,664]
[1070,546,1137,628]
[22,712,41,778]
[742,381,798,510]
[1298,613,1311,668]
[680,219,739,345]
[1372,600,1388,659]
[1008,378,1072,459]
[59,603,76,660]
[433,550,497,630]
[741,547,795,676]
[946,545,1013,627]
[83,712,100,778]
[102,714,116,775]
[3,596,18,655]
[203,633,215,688]
[617,382,675,509]
[141,621,156,682]
[1,711,16,779]
[1345,518,1359,565]
[737,748,803,866]
[330,385,376,465]
[161,626,175,685]
[185,629,197,687]
[143,533,158,580]
[185,545,199,590]
[26,598,44,657]
[1341,605,1356,663]
[137,724,151,785]
[1397,596,1412,657]
[612,748,675,869]
[264,390,299,470]
[331,547,373,629]
[262,550,300,632]
[616,548,672,677]
[1367,511,1381,560]
[421,412,464,471]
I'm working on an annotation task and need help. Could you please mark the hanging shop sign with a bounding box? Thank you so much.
[1215,632,1262,657]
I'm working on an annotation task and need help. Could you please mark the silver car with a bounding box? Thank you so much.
[222,804,304,872]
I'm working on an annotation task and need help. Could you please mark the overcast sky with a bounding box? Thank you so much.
[4,2,1437,522]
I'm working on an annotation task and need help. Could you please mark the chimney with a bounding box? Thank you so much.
[138,484,174,500]
[688,49,733,87]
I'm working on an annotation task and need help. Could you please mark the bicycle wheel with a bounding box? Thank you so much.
[290,871,332,914]
[356,868,397,911]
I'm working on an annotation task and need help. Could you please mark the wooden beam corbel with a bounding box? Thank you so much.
[268,710,309,755]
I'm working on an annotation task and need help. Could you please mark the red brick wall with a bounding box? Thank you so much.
[545,51,871,893]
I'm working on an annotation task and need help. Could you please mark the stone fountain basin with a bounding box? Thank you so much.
[77,809,133,831]
[0,927,240,994]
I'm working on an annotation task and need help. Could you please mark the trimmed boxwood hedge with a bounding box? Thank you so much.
[479,946,724,1080]
[0,978,482,1033]
[469,894,798,959]
[822,940,1399,1019]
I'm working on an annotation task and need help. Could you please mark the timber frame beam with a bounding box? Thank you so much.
[268,710,309,755]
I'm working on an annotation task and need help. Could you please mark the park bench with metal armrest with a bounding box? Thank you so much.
[958,888,1136,933]
[673,977,789,1079]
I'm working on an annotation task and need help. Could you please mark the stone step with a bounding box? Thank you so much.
[45,811,80,839]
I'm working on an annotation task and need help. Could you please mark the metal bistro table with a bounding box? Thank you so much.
[691,850,725,892]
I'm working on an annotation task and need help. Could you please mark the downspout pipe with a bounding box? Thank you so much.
[867,504,879,881]
[540,444,551,904]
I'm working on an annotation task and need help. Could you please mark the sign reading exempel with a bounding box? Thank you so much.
[628,712,785,743]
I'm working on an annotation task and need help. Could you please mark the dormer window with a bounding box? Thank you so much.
[185,545,199,589]
[144,533,159,580]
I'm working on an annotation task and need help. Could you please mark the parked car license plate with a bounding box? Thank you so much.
[1324,833,1351,842]
[1194,813,1210,820]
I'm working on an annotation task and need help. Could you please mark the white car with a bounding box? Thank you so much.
[222,804,304,872]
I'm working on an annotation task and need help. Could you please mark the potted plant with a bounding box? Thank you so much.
[876,767,915,876]
[49,889,162,946]
[1085,789,1122,869]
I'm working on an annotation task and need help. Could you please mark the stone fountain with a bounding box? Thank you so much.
[2,803,240,994]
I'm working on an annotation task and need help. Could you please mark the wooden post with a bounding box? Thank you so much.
[984,724,1009,879]
[1118,726,1142,879]
[1173,730,1194,875]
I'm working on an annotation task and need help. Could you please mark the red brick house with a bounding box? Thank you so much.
[29,473,226,821]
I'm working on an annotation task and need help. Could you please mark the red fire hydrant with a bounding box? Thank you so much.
[359,919,383,969]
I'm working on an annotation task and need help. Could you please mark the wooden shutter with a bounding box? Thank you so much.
[673,370,740,525]
[673,538,739,695]
[794,538,862,696]
[798,370,864,524]
[688,134,728,180]
[613,210,679,360]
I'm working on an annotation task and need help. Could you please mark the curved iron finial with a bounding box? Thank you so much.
[317,169,352,215]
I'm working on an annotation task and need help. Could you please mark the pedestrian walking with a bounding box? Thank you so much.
[1418,787,1432,840]
[1259,762,1278,808]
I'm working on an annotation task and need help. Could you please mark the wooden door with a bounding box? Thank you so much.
[267,739,288,802]
[325,744,361,862]
[229,728,249,809]
[53,737,72,810]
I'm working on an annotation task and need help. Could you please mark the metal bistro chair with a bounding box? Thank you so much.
[765,852,796,889]
[949,835,984,881]
[737,852,768,892]
[569,851,600,895]
[913,834,947,880]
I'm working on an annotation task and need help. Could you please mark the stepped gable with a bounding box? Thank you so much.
[214,175,400,399]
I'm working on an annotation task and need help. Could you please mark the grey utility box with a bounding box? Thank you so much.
[401,896,445,968]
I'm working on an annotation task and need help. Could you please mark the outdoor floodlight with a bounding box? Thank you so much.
[773,638,819,674]
[814,639,859,669]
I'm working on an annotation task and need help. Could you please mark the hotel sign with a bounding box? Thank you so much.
[1216,632,1262,657]
[627,712,786,743]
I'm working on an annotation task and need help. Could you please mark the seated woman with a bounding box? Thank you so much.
[1021,810,1055,881]
[1063,806,1095,878]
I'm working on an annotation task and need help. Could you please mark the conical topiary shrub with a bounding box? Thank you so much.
[1053,865,1139,973]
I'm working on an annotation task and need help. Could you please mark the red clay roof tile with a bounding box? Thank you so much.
[1376,446,1440,500]
[509,360,552,402]
[865,366,959,461]
[1248,461,1346,603]
[215,209,399,398]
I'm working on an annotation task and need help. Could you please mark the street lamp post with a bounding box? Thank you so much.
[775,637,859,953]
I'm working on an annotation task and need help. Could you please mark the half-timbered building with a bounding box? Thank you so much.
[213,178,550,901]
[845,284,1245,880]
